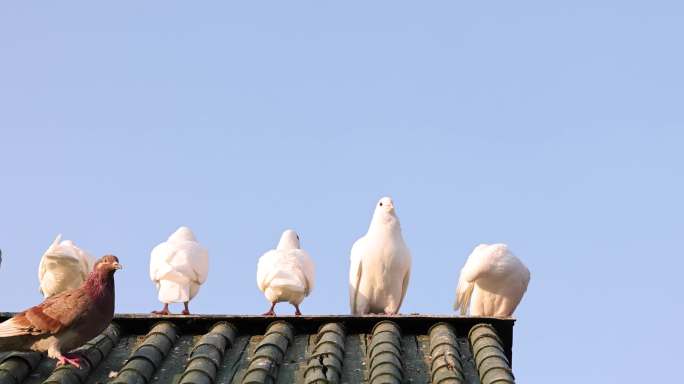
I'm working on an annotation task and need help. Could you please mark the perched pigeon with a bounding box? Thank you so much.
[0,255,122,368]
[455,244,530,317]
[349,197,412,315]
[150,226,209,315]
[257,229,315,316]
[38,235,95,298]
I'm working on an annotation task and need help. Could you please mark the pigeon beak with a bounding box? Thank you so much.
[113,262,123,270]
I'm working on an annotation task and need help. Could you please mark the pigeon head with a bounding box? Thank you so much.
[169,226,197,243]
[369,196,400,230]
[277,229,301,250]
[93,255,123,274]
[375,197,396,214]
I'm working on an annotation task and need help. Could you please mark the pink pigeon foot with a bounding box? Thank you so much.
[57,353,82,368]
[294,304,302,316]
[263,302,276,316]
[152,303,170,315]
[182,302,190,315]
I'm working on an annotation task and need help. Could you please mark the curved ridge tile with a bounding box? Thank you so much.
[428,323,464,384]
[111,321,178,384]
[468,324,515,384]
[0,352,42,384]
[43,323,121,384]
[367,321,403,384]
[303,323,346,384]
[179,322,237,384]
[241,321,294,384]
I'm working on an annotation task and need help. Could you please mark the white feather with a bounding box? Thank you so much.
[455,243,530,317]
[38,234,95,298]
[256,230,315,306]
[349,197,412,315]
[150,226,209,304]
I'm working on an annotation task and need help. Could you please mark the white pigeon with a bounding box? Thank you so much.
[349,197,412,315]
[149,226,209,315]
[257,229,315,316]
[38,234,95,298]
[455,243,530,317]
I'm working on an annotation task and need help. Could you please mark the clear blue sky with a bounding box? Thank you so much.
[1,2,682,382]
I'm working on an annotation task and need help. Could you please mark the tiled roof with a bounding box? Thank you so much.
[0,313,516,383]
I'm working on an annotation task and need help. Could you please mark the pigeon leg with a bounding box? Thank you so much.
[182,302,190,315]
[57,353,82,368]
[152,303,170,315]
[293,304,302,316]
[262,302,276,316]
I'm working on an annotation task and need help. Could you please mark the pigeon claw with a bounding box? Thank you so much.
[152,303,171,315]
[181,309,190,315]
[57,354,82,369]
[152,309,170,315]
[263,302,276,316]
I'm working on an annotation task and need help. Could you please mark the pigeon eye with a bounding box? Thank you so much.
[379,202,383,207]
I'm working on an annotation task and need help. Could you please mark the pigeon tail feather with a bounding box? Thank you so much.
[455,281,474,315]
[158,279,191,303]
[268,277,306,293]
[0,318,29,338]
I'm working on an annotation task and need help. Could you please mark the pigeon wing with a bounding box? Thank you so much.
[295,249,315,295]
[150,242,174,283]
[256,250,278,293]
[396,268,411,312]
[0,288,90,338]
[188,243,209,285]
[455,244,492,314]
[38,234,63,284]
[348,237,365,314]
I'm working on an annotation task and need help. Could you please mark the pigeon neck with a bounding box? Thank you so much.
[368,212,400,235]
[84,269,115,300]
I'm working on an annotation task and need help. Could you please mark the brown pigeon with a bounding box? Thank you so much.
[0,255,121,368]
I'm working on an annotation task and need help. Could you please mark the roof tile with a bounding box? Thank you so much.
[303,323,346,384]
[468,324,515,384]
[0,313,518,384]
[179,322,237,384]
[241,321,294,384]
[0,352,42,384]
[429,323,465,384]
[367,321,403,384]
[111,321,178,384]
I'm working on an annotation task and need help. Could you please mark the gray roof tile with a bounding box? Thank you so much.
[429,323,464,384]
[367,321,403,384]
[111,322,178,384]
[303,323,345,384]
[0,313,517,383]
[179,322,237,384]
[0,352,42,384]
[241,321,293,384]
[468,324,515,384]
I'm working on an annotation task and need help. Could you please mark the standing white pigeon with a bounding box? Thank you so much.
[38,234,94,298]
[349,197,412,315]
[455,243,530,317]
[150,226,209,315]
[257,229,315,316]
